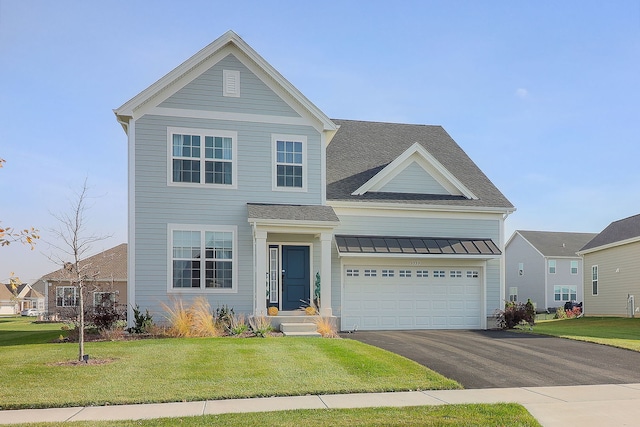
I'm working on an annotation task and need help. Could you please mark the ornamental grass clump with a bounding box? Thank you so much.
[161,297,223,337]
[314,316,339,338]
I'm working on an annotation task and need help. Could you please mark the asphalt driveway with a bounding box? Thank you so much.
[343,330,640,389]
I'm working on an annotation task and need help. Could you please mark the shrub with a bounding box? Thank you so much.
[128,305,153,334]
[496,301,535,329]
[215,305,234,333]
[554,307,568,319]
[249,315,273,337]
[90,304,125,331]
[228,313,249,336]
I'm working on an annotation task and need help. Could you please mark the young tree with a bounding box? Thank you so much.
[0,158,39,248]
[49,179,110,361]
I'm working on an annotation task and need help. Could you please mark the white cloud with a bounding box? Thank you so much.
[515,88,529,99]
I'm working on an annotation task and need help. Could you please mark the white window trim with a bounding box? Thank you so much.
[554,285,577,302]
[570,260,579,275]
[272,134,307,192]
[509,286,518,302]
[56,286,78,307]
[592,265,599,296]
[548,259,556,274]
[518,262,524,276]
[167,127,238,189]
[167,224,238,294]
[223,69,240,97]
[93,291,116,306]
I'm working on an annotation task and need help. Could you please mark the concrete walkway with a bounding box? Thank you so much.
[2,384,640,426]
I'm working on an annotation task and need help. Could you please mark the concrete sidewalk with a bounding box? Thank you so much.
[2,383,640,426]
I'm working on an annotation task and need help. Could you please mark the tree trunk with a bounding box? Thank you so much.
[78,282,84,361]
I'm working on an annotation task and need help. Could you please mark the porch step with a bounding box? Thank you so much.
[279,322,321,337]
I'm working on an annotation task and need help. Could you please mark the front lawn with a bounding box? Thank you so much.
[528,317,640,351]
[0,317,460,410]
[10,404,541,427]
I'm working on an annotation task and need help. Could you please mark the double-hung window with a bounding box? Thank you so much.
[93,292,115,307]
[169,225,237,292]
[548,259,556,274]
[570,260,579,275]
[592,265,598,295]
[169,127,236,187]
[273,134,306,191]
[56,286,77,307]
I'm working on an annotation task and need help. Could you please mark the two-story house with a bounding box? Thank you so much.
[505,230,596,312]
[577,213,640,317]
[114,31,514,331]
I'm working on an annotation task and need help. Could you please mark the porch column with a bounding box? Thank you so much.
[255,230,268,316]
[319,232,333,317]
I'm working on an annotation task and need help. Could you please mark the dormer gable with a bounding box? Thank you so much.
[114,30,337,136]
[352,142,477,199]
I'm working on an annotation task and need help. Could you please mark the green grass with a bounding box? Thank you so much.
[6,404,541,427]
[0,316,67,346]
[527,316,640,351]
[0,317,460,410]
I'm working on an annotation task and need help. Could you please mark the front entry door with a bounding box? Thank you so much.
[281,245,310,311]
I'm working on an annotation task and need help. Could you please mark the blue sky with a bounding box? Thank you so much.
[1,0,639,283]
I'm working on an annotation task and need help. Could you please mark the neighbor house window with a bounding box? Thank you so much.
[570,260,579,275]
[554,285,577,302]
[548,260,556,274]
[273,134,306,190]
[169,127,236,187]
[56,286,77,307]
[93,292,115,307]
[592,265,598,295]
[518,262,524,276]
[508,287,518,302]
[169,225,237,292]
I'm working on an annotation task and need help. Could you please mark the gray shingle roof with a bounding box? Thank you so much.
[580,214,640,252]
[326,119,513,209]
[247,203,339,223]
[41,243,127,282]
[516,231,598,257]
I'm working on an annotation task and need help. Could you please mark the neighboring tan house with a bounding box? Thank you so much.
[0,283,45,315]
[577,214,640,317]
[33,243,127,318]
[113,31,514,331]
[505,231,597,312]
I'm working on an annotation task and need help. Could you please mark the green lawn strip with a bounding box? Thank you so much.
[0,336,460,410]
[522,317,640,351]
[4,404,541,427]
[0,317,67,346]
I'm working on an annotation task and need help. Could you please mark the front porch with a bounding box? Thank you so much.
[267,310,338,337]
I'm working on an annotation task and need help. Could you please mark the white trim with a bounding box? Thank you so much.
[328,200,515,216]
[352,142,477,199]
[272,134,308,192]
[127,119,136,327]
[591,264,599,296]
[167,224,238,294]
[167,126,238,189]
[149,107,312,128]
[577,236,640,256]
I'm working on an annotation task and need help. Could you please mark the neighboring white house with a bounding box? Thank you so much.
[577,214,640,317]
[114,30,514,331]
[505,230,596,312]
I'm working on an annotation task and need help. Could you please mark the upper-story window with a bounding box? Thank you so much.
[570,260,579,275]
[168,127,237,188]
[273,134,306,191]
[518,262,524,276]
[548,259,556,274]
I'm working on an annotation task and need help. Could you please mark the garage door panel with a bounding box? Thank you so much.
[343,265,482,330]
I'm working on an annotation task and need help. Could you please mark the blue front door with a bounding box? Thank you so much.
[282,245,310,311]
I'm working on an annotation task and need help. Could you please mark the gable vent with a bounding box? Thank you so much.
[223,69,240,97]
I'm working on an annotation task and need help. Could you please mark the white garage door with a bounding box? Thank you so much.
[342,266,482,330]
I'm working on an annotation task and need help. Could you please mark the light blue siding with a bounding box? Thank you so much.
[160,54,300,118]
[379,162,449,195]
